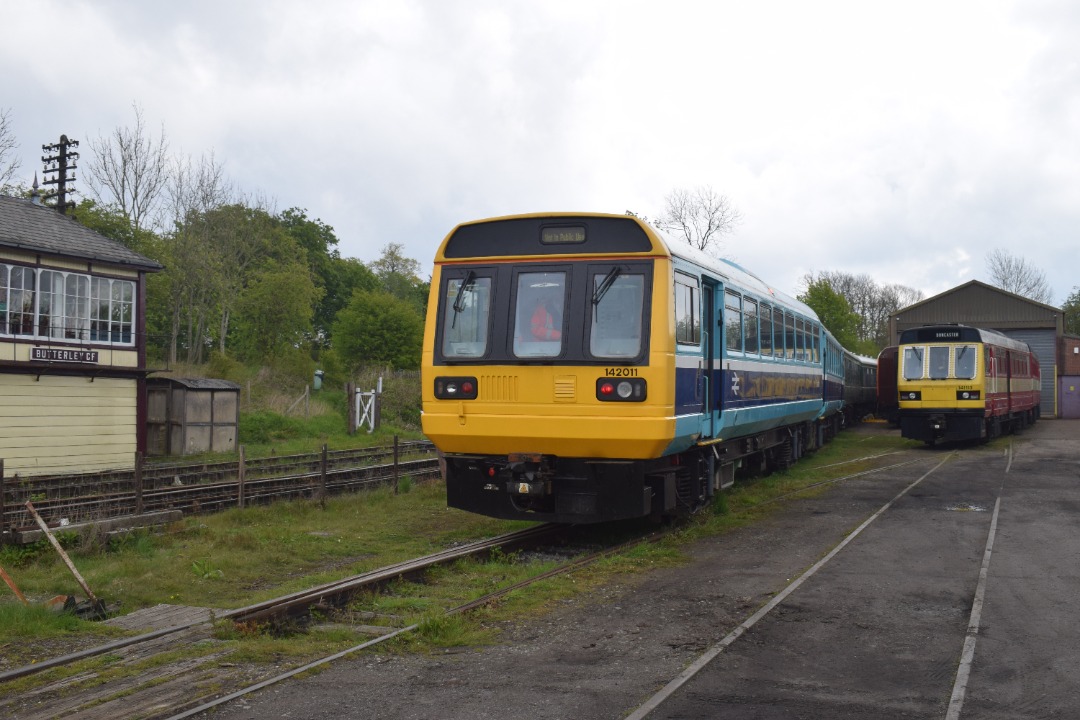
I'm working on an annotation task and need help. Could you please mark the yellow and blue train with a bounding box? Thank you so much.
[421,213,876,523]
[896,324,1041,444]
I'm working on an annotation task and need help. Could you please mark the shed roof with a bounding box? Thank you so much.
[899,280,1060,315]
[0,195,163,271]
[147,377,241,391]
[891,279,1062,332]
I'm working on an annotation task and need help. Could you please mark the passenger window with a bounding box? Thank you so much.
[675,275,700,345]
[759,303,773,356]
[784,314,796,360]
[725,291,742,353]
[590,272,644,359]
[744,299,759,354]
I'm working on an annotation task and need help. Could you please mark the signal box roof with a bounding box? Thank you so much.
[0,195,163,271]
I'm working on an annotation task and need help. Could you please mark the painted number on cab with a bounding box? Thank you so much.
[605,367,639,377]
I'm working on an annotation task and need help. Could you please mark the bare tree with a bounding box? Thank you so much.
[803,270,923,350]
[164,151,235,364]
[0,107,21,191]
[985,249,1053,304]
[84,103,170,233]
[653,185,742,255]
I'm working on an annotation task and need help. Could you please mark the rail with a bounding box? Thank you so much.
[0,441,438,540]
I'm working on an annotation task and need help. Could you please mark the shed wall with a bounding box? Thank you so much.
[1002,329,1058,413]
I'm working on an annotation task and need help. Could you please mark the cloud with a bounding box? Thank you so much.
[2,0,1077,303]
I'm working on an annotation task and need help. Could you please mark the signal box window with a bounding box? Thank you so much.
[590,271,644,359]
[441,273,492,358]
[514,271,566,358]
[675,275,699,346]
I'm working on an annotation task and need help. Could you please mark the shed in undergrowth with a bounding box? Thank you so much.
[146,377,241,456]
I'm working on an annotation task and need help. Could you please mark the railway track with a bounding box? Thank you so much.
[0,441,438,538]
[0,522,661,720]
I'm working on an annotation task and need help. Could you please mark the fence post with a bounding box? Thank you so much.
[0,459,5,541]
[346,382,356,435]
[393,435,399,494]
[374,376,383,431]
[238,445,246,509]
[134,452,144,515]
[319,444,328,509]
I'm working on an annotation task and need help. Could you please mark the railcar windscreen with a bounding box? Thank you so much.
[954,345,977,379]
[441,275,492,358]
[513,271,566,358]
[589,272,645,358]
[929,346,950,379]
[903,346,924,380]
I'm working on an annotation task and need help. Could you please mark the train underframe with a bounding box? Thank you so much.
[899,406,1040,445]
[442,413,847,524]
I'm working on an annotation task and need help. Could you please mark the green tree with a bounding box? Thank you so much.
[369,242,424,309]
[331,290,423,370]
[799,280,861,351]
[1063,286,1080,336]
[279,208,377,349]
[230,260,321,362]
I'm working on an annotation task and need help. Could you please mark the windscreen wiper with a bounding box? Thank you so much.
[451,271,476,328]
[592,267,621,306]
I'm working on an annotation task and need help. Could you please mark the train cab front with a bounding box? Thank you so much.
[442,452,657,524]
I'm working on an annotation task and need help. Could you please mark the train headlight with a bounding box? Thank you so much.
[434,376,478,400]
[902,391,921,401]
[957,390,980,400]
[596,377,647,402]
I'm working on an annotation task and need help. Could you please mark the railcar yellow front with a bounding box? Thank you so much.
[421,213,683,523]
[897,327,989,444]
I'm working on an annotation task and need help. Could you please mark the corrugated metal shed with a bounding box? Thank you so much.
[146,378,240,456]
[889,280,1064,414]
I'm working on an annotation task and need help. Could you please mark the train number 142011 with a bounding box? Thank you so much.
[604,367,639,377]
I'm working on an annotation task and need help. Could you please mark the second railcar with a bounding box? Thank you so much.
[897,325,1040,444]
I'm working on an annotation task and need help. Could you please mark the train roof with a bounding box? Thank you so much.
[436,212,816,321]
[898,324,1032,352]
[652,224,816,320]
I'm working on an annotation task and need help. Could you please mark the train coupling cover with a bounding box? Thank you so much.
[504,452,555,497]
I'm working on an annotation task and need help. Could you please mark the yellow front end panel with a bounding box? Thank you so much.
[422,361,676,460]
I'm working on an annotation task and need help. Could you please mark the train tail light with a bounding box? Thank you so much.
[597,378,647,401]
[434,376,478,399]
[957,390,981,400]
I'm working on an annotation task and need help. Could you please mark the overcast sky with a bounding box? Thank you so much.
[3,0,1078,305]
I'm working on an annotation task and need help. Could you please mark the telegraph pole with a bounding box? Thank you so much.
[41,134,79,214]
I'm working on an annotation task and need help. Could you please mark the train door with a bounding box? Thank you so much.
[702,282,718,438]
